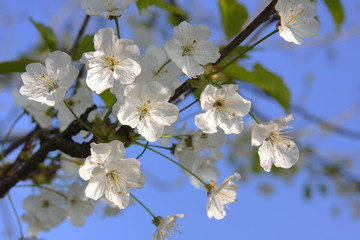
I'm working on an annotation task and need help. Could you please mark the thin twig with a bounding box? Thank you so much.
[69,15,91,57]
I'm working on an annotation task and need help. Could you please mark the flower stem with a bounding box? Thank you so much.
[104,121,119,142]
[114,17,120,38]
[6,193,24,239]
[154,59,171,76]
[63,99,103,140]
[249,111,261,124]
[135,141,207,186]
[130,193,156,219]
[179,99,199,113]
[213,29,278,75]
[1,112,25,166]
[136,141,149,159]
[147,144,172,150]
[102,101,116,123]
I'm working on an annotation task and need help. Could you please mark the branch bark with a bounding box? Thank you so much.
[0,105,96,198]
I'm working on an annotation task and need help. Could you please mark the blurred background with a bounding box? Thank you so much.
[0,0,359,239]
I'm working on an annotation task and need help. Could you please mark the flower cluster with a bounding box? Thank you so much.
[10,0,321,238]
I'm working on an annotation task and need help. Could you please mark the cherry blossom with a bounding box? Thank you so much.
[80,28,141,94]
[136,45,182,95]
[165,21,220,78]
[116,82,179,142]
[20,51,79,106]
[195,84,251,134]
[251,114,299,172]
[79,140,146,209]
[275,0,320,45]
[205,173,241,220]
[153,214,184,240]
[65,182,95,227]
[81,0,137,19]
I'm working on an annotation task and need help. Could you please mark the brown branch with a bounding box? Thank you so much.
[0,105,96,198]
[2,126,40,158]
[215,0,278,65]
[69,15,91,58]
[169,0,278,103]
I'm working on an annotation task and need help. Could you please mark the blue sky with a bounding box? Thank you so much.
[0,0,359,239]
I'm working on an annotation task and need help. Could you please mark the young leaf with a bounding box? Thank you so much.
[99,89,116,107]
[136,0,185,15]
[0,59,35,74]
[218,0,248,39]
[30,18,58,51]
[225,63,290,112]
[323,0,344,32]
[73,35,94,61]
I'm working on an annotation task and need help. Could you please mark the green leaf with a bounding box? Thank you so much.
[323,0,345,32]
[30,18,58,51]
[73,35,94,61]
[0,59,35,74]
[218,0,248,39]
[225,63,290,112]
[99,89,116,107]
[136,0,185,15]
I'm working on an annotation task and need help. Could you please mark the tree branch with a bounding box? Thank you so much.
[215,0,278,64]
[0,105,96,198]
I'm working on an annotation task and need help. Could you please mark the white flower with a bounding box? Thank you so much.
[11,88,52,128]
[174,129,224,188]
[136,45,182,95]
[194,84,251,134]
[206,173,241,220]
[60,153,83,177]
[153,214,184,240]
[165,21,220,78]
[189,156,219,189]
[54,85,95,131]
[275,0,320,45]
[65,182,95,227]
[251,114,299,172]
[80,28,141,94]
[159,125,177,147]
[22,190,66,228]
[116,82,179,142]
[81,0,137,19]
[192,129,226,160]
[79,140,146,209]
[21,213,52,237]
[20,51,79,106]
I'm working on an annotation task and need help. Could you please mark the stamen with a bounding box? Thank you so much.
[181,40,197,56]
[107,171,128,195]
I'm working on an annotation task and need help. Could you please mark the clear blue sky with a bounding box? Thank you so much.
[0,0,359,239]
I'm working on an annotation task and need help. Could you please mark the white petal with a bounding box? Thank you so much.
[85,167,107,200]
[258,141,274,172]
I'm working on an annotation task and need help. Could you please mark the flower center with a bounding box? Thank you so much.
[104,56,118,71]
[42,200,50,208]
[213,99,235,117]
[181,40,197,56]
[32,70,59,94]
[106,171,127,194]
[267,131,293,149]
[286,8,305,26]
[138,100,151,120]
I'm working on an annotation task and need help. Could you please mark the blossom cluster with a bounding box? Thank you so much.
[10,0,321,239]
